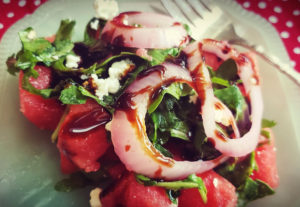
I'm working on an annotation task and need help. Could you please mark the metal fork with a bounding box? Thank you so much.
[161,0,300,87]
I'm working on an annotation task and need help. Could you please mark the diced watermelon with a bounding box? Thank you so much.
[101,173,175,207]
[59,151,79,174]
[101,173,130,207]
[179,170,237,207]
[19,65,65,130]
[57,99,111,173]
[250,129,279,188]
[100,147,126,180]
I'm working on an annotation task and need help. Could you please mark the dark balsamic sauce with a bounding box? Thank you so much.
[73,43,111,68]
[62,108,111,138]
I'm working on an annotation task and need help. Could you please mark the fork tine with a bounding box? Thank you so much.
[173,0,201,26]
[161,0,191,25]
[186,0,208,18]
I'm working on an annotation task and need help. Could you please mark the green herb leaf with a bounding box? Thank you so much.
[214,85,250,135]
[211,76,231,87]
[215,58,238,81]
[59,85,87,104]
[55,172,90,192]
[261,119,277,128]
[147,48,180,66]
[84,18,107,45]
[135,173,207,203]
[19,28,52,54]
[148,83,193,114]
[260,129,271,139]
[237,178,275,207]
[78,86,114,114]
[216,152,257,187]
[166,189,180,204]
[54,19,76,43]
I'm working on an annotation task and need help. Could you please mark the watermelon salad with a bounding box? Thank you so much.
[6,7,279,207]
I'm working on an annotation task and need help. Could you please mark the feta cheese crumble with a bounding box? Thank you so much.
[92,59,134,100]
[94,0,119,20]
[27,30,37,40]
[80,74,89,80]
[65,54,81,68]
[90,19,99,30]
[89,188,102,207]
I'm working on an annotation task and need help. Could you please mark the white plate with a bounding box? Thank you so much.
[0,0,300,206]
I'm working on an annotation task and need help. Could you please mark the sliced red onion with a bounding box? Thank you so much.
[111,62,227,180]
[101,12,189,49]
[213,97,240,138]
[184,40,263,157]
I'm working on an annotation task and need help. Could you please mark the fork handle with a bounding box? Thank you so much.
[229,41,300,87]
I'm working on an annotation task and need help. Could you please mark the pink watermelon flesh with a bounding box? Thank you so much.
[57,99,111,173]
[179,170,237,207]
[19,65,65,130]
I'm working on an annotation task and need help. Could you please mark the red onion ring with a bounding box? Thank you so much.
[101,12,189,49]
[183,40,263,157]
[111,62,226,180]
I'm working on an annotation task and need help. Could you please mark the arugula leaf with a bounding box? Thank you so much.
[55,172,90,192]
[215,58,238,81]
[147,48,180,66]
[216,152,274,207]
[214,85,250,136]
[84,18,107,45]
[183,23,191,36]
[136,174,207,203]
[211,76,230,87]
[166,189,181,204]
[54,19,76,43]
[78,86,114,114]
[261,119,277,128]
[237,178,275,207]
[148,82,193,114]
[59,85,87,104]
[55,169,112,192]
[148,95,191,143]
[214,85,247,121]
[216,152,257,187]
[19,28,53,54]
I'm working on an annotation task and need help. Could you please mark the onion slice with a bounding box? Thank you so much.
[101,12,189,49]
[111,62,226,180]
[183,40,263,157]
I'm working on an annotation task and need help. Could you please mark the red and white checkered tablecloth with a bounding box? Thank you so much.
[0,0,299,72]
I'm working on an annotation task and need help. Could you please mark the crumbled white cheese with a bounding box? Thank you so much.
[90,19,99,30]
[65,54,81,68]
[27,30,37,40]
[91,59,134,100]
[89,188,102,207]
[109,59,134,79]
[94,0,119,20]
[80,74,89,80]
